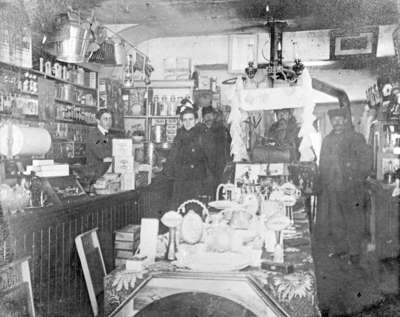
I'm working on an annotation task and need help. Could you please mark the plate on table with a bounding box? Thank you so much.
[177,251,251,272]
[208,200,240,210]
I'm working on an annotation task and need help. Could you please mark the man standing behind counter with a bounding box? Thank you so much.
[86,108,113,186]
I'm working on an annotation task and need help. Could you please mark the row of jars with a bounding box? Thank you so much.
[150,95,190,116]
[55,104,97,124]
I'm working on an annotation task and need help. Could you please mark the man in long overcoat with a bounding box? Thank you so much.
[200,106,231,196]
[315,108,372,264]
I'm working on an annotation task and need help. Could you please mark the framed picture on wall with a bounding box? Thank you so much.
[329,26,378,59]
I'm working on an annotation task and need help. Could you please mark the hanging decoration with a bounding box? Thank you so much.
[227,79,250,162]
[224,68,318,162]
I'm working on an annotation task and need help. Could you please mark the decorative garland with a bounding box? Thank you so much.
[227,78,250,162]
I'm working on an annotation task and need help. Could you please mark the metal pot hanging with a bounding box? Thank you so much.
[45,12,91,63]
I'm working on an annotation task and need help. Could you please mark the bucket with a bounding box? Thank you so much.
[55,24,90,63]
[46,16,91,64]
[152,125,165,143]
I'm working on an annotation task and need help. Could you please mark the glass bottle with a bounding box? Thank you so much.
[170,95,176,115]
[161,95,168,116]
[153,95,159,115]
[385,161,394,184]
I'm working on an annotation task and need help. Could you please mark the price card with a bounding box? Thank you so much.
[167,118,178,124]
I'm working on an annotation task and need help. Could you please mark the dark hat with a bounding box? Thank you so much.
[202,106,214,117]
[328,108,347,119]
[96,108,112,120]
[176,98,199,118]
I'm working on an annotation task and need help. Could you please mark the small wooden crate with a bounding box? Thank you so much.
[114,224,141,267]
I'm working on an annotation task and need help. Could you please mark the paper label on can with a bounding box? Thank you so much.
[166,118,178,124]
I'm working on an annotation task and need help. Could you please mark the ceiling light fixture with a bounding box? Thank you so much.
[244,3,304,86]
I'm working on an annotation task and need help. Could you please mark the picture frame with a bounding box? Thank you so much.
[108,272,290,317]
[234,162,289,185]
[329,26,379,59]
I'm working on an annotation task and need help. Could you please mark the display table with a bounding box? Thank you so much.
[104,207,318,317]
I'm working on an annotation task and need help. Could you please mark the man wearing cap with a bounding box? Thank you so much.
[200,106,231,195]
[85,108,113,185]
[252,108,300,162]
[315,107,372,264]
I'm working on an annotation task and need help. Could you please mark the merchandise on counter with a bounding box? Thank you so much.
[114,224,141,267]
[114,156,134,174]
[93,173,121,195]
[112,139,133,157]
[26,163,69,178]
[0,125,51,156]
[121,172,135,191]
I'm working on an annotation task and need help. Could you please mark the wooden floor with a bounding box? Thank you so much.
[313,240,399,316]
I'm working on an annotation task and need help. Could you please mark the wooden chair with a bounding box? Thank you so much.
[0,256,35,316]
[75,228,107,317]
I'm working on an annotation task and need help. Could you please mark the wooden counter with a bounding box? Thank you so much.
[366,179,399,259]
[3,179,173,316]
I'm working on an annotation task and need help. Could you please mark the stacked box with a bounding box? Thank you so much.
[121,172,135,191]
[114,224,141,267]
[166,118,178,143]
[112,139,135,178]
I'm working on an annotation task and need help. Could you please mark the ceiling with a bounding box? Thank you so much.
[88,0,399,43]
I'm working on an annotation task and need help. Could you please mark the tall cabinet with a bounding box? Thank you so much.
[123,80,194,145]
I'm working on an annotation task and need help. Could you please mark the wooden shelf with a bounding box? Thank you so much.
[149,115,179,118]
[15,90,38,97]
[0,112,39,121]
[0,61,97,92]
[124,115,147,118]
[14,91,96,109]
[132,80,194,89]
[55,119,96,126]
[54,98,97,109]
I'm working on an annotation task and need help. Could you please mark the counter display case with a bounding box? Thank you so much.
[42,175,87,205]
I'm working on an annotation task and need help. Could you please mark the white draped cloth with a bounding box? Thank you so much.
[223,68,321,162]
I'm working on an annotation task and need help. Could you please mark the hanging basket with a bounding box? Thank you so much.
[89,41,116,64]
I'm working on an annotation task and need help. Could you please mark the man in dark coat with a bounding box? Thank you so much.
[85,109,113,185]
[252,108,300,163]
[315,107,372,264]
[200,106,231,196]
